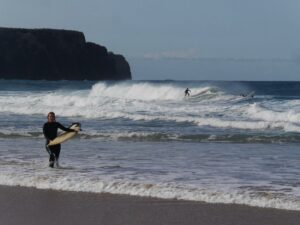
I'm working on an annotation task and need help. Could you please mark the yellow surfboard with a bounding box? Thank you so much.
[47,123,81,146]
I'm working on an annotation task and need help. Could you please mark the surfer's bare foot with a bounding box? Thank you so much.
[55,160,59,168]
[49,161,54,168]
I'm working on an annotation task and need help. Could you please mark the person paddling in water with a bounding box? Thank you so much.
[185,88,191,97]
[43,112,75,168]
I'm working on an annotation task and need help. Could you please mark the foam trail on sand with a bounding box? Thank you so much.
[0,173,299,211]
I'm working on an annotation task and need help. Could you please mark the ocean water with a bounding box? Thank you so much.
[0,80,300,210]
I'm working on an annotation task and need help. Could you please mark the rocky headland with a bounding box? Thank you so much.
[0,27,131,80]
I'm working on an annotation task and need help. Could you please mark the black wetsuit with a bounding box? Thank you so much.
[185,89,191,96]
[43,122,73,166]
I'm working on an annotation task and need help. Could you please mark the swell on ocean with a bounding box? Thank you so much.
[0,80,300,210]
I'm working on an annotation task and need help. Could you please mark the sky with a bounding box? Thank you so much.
[1,0,300,80]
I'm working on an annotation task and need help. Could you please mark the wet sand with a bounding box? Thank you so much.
[0,185,299,225]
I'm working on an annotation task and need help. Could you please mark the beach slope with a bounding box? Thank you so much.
[0,185,299,225]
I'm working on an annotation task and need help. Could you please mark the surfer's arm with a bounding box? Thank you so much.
[43,124,50,140]
[43,124,53,141]
[57,123,76,132]
[43,133,52,141]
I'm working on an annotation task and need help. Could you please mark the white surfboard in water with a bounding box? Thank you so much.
[47,123,81,146]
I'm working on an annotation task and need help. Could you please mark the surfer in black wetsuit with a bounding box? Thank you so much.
[185,88,191,97]
[43,112,75,168]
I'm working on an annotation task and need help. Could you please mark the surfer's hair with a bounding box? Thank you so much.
[47,112,55,118]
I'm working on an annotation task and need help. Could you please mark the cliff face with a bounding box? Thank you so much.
[0,28,131,80]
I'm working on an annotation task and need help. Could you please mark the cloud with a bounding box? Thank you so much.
[143,49,198,60]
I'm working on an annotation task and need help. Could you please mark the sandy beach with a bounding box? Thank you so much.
[0,185,299,225]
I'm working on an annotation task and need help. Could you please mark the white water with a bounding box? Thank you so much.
[1,82,300,133]
[0,139,299,210]
[1,80,300,210]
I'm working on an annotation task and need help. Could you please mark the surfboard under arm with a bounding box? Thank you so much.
[47,123,81,147]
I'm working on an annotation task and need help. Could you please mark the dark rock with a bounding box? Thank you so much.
[0,27,131,80]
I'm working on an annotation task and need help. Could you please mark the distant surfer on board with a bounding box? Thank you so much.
[184,88,191,97]
[240,91,254,98]
[43,112,76,168]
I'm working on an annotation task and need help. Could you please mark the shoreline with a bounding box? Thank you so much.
[0,185,299,225]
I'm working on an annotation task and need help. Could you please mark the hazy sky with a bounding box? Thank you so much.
[1,0,300,80]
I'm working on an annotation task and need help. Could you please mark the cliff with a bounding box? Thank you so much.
[0,27,131,80]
